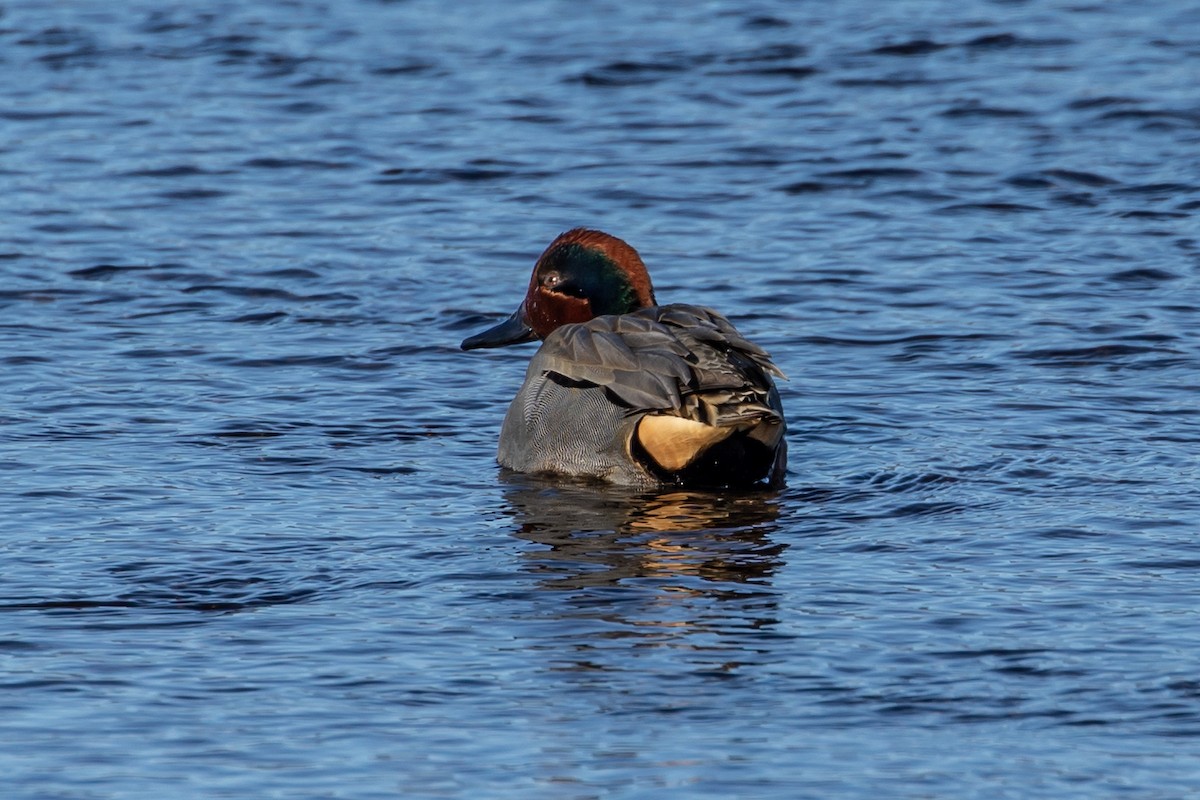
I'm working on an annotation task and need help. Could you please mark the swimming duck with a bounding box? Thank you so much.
[461,228,787,488]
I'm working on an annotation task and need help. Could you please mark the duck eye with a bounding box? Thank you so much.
[542,271,562,288]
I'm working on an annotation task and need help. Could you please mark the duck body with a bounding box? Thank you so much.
[462,230,787,489]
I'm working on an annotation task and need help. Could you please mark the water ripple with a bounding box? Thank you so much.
[2,0,1200,797]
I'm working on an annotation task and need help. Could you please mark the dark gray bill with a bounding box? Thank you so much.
[460,305,537,350]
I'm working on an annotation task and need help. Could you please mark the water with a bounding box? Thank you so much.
[2,0,1199,796]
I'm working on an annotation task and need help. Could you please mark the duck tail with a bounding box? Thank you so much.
[634,404,785,486]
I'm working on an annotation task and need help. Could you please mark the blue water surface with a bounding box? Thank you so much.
[2,1,1199,797]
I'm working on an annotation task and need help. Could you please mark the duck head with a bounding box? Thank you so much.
[461,228,657,350]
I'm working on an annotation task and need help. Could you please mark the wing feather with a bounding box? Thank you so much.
[528,304,784,418]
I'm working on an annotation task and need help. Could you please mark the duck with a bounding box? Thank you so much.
[461,228,787,488]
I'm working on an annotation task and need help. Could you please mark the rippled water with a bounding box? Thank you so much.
[3,1,1199,797]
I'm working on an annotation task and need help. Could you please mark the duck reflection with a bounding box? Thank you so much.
[499,471,787,592]
[499,473,788,674]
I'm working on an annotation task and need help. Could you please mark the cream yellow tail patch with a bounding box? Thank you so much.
[635,415,734,472]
